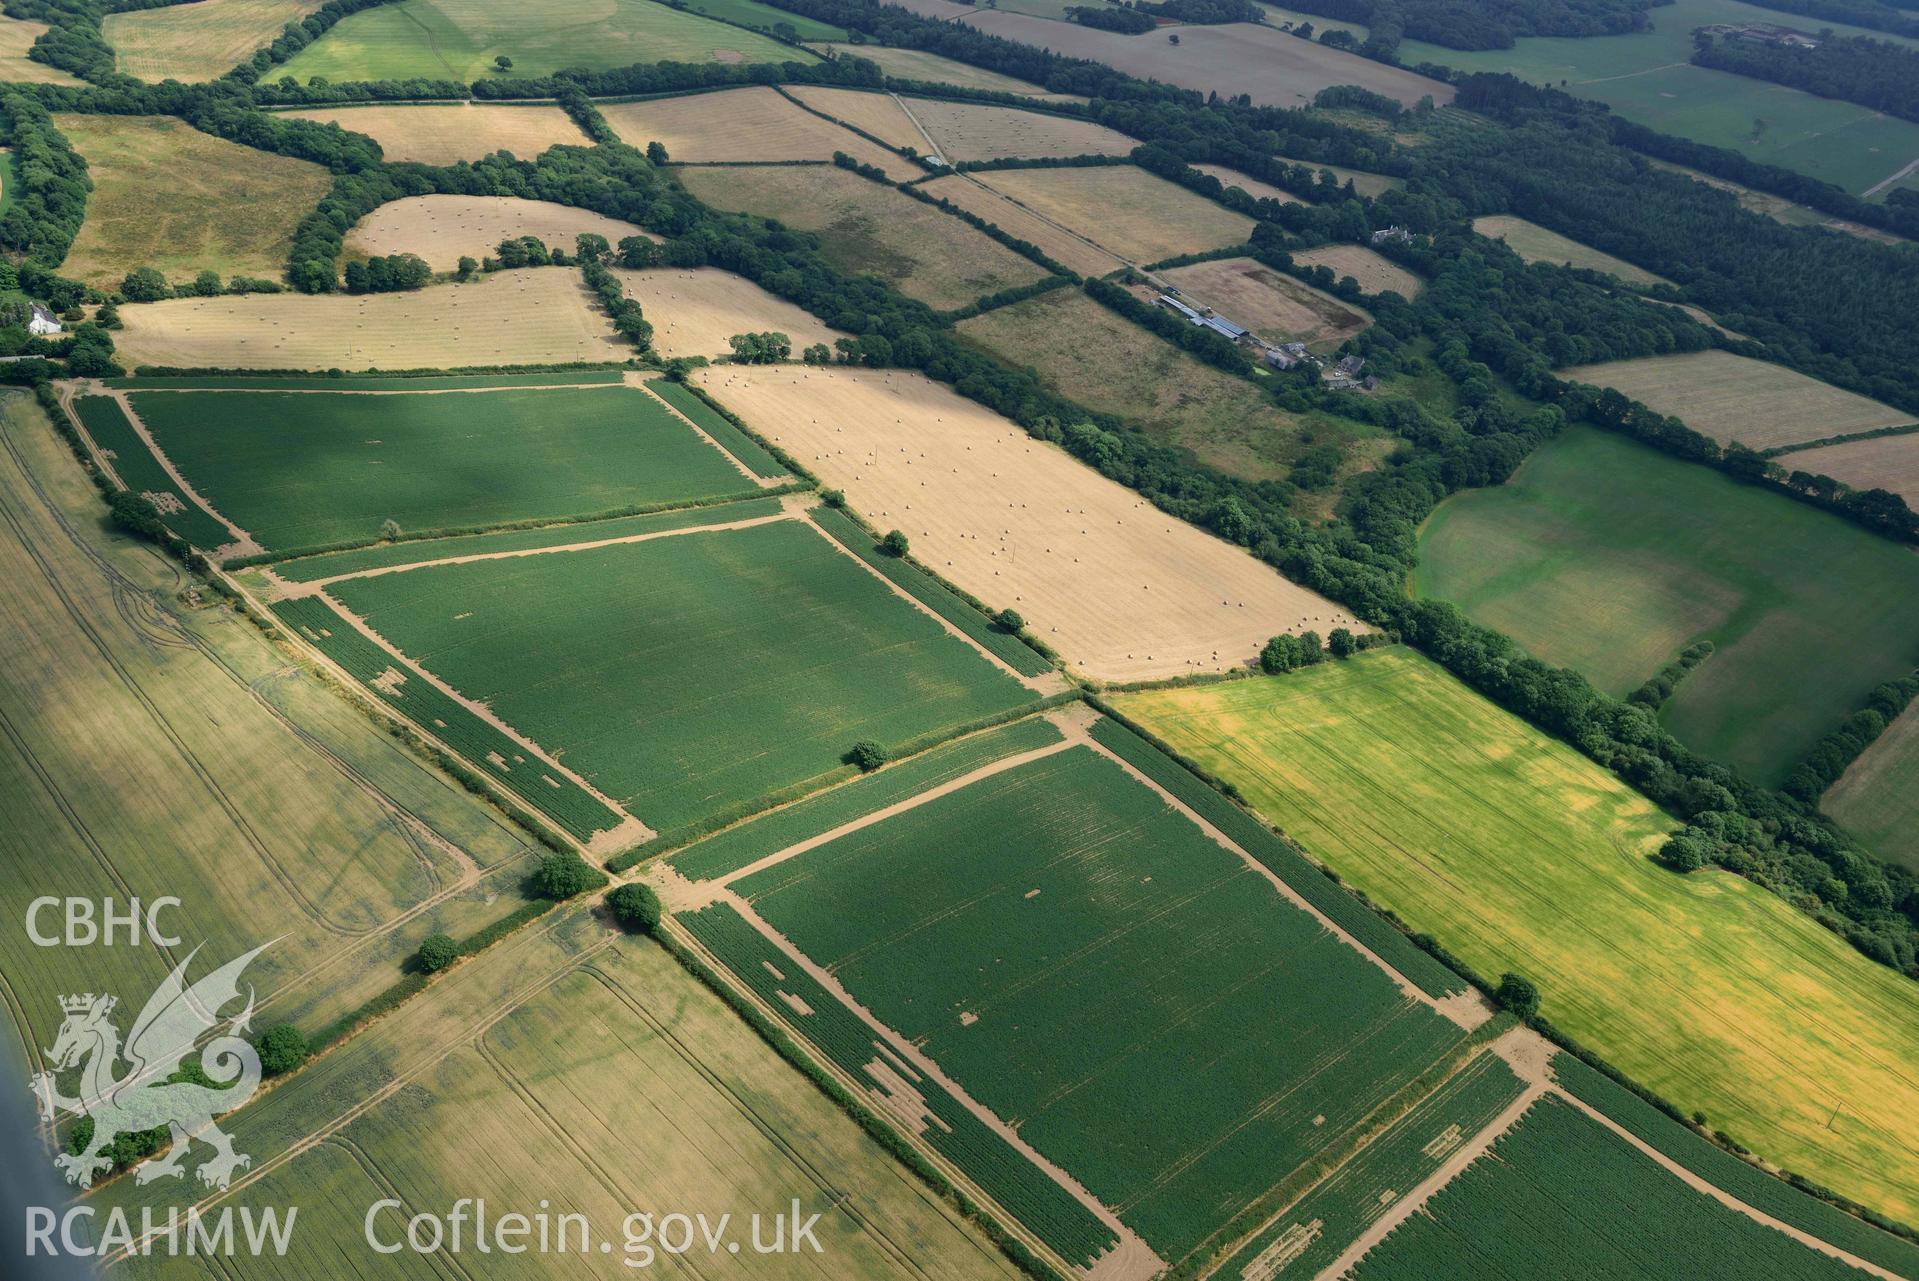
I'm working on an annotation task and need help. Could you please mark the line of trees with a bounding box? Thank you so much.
[1693,31,1919,124]
[1782,674,1919,802]
[0,93,91,268]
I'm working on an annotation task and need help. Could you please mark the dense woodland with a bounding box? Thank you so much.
[1278,0,1661,53]
[1728,0,1919,37]
[1693,31,1919,122]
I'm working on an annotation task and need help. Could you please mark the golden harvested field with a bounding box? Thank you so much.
[900,96,1136,162]
[1190,162,1301,205]
[787,85,927,151]
[1156,256,1371,349]
[611,266,848,357]
[959,287,1321,483]
[915,174,1123,278]
[0,15,82,83]
[54,114,332,288]
[103,0,321,81]
[978,165,1255,265]
[694,365,1363,681]
[283,102,589,165]
[1565,350,1914,450]
[1473,213,1669,287]
[345,195,650,270]
[604,86,912,177]
[1291,243,1423,297]
[806,41,1064,97]
[1776,431,1919,506]
[679,165,1047,311]
[113,269,627,370]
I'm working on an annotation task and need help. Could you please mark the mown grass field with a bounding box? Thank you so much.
[52,114,332,288]
[678,0,846,39]
[1472,214,1667,287]
[958,287,1385,497]
[614,265,850,357]
[678,165,1047,311]
[285,105,590,166]
[901,97,1136,162]
[1290,244,1423,297]
[345,196,646,271]
[327,516,1034,834]
[976,165,1254,265]
[806,42,1060,97]
[0,392,535,1067]
[106,916,1026,1281]
[1399,0,1919,194]
[1823,703,1919,873]
[736,739,1467,1264]
[1564,350,1912,451]
[128,384,753,552]
[1776,430,1919,510]
[0,14,82,83]
[1348,1097,1865,1281]
[603,86,905,174]
[276,0,807,81]
[1413,428,1919,783]
[1115,649,1919,1225]
[103,0,320,82]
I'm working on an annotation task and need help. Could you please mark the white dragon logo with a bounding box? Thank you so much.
[29,943,269,1191]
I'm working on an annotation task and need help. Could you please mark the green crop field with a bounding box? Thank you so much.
[275,0,811,83]
[72,395,233,550]
[127,385,755,554]
[326,516,1034,836]
[733,739,1467,1264]
[642,378,788,479]
[1823,704,1919,872]
[1116,649,1919,1226]
[1215,1050,1527,1279]
[1349,1096,1865,1280]
[1412,427,1919,784]
[1398,0,1919,195]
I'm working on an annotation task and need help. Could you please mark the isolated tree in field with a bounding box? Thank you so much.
[534,851,605,900]
[120,266,169,302]
[606,883,662,934]
[646,141,670,165]
[380,518,402,540]
[1260,633,1301,674]
[190,269,222,297]
[455,255,479,281]
[846,740,888,772]
[95,302,120,329]
[996,608,1024,633]
[1328,627,1356,658]
[494,54,513,71]
[1494,972,1540,1020]
[416,933,458,973]
[255,1025,308,1076]
[880,529,909,557]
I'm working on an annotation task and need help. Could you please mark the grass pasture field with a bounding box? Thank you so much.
[1565,350,1913,450]
[605,87,906,175]
[1472,213,1668,287]
[321,511,1034,835]
[914,174,1125,278]
[103,914,1027,1281]
[122,382,757,552]
[1291,244,1423,297]
[1823,703,1919,872]
[693,364,1366,681]
[701,733,1473,1266]
[276,0,808,82]
[1116,649,1919,1223]
[976,166,1255,265]
[53,114,332,288]
[112,268,628,370]
[957,287,1389,497]
[1771,431,1919,508]
[1189,162,1302,206]
[103,0,321,81]
[284,103,589,165]
[805,42,1062,97]
[786,86,927,151]
[1347,1096,1868,1281]
[677,165,1048,310]
[898,96,1136,162]
[344,196,646,270]
[1414,427,1919,782]
[1155,256,1371,349]
[612,267,847,358]
[0,390,541,1070]
[678,0,846,38]
[0,14,82,83]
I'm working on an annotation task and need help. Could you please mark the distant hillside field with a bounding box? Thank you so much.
[103,0,321,82]
[1117,649,1919,1226]
[1473,214,1669,287]
[1413,427,1919,785]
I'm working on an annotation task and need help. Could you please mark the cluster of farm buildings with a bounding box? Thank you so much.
[1151,290,1374,389]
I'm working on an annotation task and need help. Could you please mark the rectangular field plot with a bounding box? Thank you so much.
[1346,1097,1867,1281]
[677,165,1049,311]
[324,514,1034,836]
[613,266,849,359]
[1413,427,1919,783]
[1823,701,1919,873]
[605,87,907,176]
[344,195,642,269]
[692,366,1365,682]
[1290,244,1422,298]
[126,383,757,554]
[72,395,234,551]
[900,97,1137,162]
[1564,350,1912,451]
[282,103,589,165]
[1775,429,1919,510]
[724,738,1471,1265]
[976,166,1254,266]
[1115,648,1919,1226]
[914,174,1124,278]
[805,42,1060,97]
